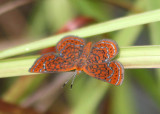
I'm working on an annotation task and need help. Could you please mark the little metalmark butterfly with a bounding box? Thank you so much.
[29,36,124,86]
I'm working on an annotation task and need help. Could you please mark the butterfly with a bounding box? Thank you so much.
[29,36,124,87]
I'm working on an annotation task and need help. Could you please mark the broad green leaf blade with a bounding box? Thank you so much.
[1,9,160,59]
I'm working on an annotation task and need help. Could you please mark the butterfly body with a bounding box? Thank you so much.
[76,42,92,71]
[29,36,124,85]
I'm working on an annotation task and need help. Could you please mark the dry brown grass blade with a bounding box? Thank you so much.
[0,0,34,16]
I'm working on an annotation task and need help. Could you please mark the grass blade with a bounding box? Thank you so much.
[0,46,159,77]
[1,9,160,59]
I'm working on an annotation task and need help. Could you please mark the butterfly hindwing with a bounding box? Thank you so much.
[83,60,124,85]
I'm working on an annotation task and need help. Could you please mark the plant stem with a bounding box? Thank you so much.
[1,9,160,59]
[0,45,159,77]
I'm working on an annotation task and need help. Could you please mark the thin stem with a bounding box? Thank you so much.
[0,45,159,78]
[1,9,160,59]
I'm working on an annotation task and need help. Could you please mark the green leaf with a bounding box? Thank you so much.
[1,9,160,59]
[0,46,159,77]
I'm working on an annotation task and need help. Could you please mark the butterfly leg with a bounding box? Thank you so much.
[63,71,77,88]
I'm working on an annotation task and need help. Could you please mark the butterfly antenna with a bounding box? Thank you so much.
[70,71,77,89]
[63,78,70,88]
[63,71,77,88]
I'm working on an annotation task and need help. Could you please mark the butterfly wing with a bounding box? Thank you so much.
[87,39,119,64]
[30,36,86,73]
[29,53,76,73]
[56,36,85,62]
[83,61,124,85]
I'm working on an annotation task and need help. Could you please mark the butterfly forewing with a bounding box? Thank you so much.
[29,53,76,73]
[56,36,85,62]
[83,61,124,85]
[87,39,119,64]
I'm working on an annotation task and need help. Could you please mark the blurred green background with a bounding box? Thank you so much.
[0,0,159,114]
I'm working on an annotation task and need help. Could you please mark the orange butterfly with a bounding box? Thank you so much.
[29,36,124,87]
